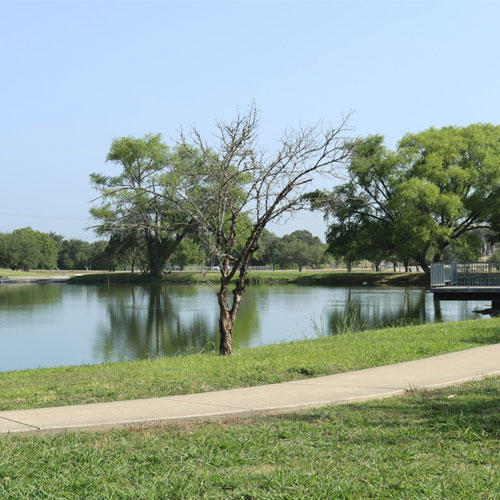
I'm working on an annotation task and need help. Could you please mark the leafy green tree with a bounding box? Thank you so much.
[58,239,92,270]
[250,229,280,267]
[313,125,500,274]
[171,238,204,270]
[325,219,390,272]
[488,248,500,263]
[102,233,146,272]
[442,231,483,262]
[277,230,327,271]
[0,233,10,269]
[0,228,58,271]
[36,231,58,269]
[8,228,41,271]
[282,239,310,271]
[90,134,193,277]
[87,241,111,270]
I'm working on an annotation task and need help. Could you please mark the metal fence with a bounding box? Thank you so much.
[431,262,500,287]
[164,265,274,272]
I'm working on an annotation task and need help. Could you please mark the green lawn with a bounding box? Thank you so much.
[1,376,499,499]
[1,318,499,411]
[68,269,428,286]
[0,267,428,286]
[0,269,105,278]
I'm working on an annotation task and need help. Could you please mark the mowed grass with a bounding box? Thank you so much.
[1,318,500,411]
[1,377,499,499]
[0,269,104,278]
[68,269,428,286]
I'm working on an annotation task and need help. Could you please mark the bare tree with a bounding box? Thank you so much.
[166,105,353,354]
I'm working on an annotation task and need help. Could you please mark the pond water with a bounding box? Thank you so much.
[0,282,492,372]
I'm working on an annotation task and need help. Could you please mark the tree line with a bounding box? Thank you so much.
[0,228,111,272]
[0,226,329,273]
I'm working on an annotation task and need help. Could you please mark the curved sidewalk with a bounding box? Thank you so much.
[2,343,500,436]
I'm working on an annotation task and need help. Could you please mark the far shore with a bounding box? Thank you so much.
[0,269,429,287]
[67,269,429,287]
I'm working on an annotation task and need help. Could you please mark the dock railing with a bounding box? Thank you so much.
[431,262,500,288]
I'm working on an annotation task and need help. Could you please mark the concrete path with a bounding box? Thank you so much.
[2,343,500,436]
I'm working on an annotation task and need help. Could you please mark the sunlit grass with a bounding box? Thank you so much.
[1,377,499,499]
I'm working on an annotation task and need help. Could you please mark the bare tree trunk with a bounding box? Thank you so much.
[218,312,234,355]
[217,284,235,355]
[217,270,246,355]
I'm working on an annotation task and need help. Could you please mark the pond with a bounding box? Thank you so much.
[0,282,491,372]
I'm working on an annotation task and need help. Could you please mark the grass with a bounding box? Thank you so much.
[1,377,499,498]
[68,269,428,286]
[1,317,500,411]
[0,268,104,278]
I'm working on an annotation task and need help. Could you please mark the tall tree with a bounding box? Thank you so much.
[90,134,192,277]
[162,105,352,354]
[313,125,500,274]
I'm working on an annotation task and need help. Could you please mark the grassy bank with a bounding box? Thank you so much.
[1,318,499,411]
[1,376,499,499]
[0,269,103,278]
[68,269,428,286]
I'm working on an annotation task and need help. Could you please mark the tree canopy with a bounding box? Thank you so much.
[275,230,327,271]
[0,227,58,271]
[311,124,500,273]
[90,134,193,277]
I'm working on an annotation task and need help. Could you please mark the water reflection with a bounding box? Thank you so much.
[0,283,61,309]
[93,284,213,361]
[92,284,262,361]
[0,283,493,371]
[324,288,429,334]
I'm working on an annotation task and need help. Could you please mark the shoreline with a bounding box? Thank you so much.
[1,269,429,287]
[1,317,497,412]
[0,276,73,284]
[67,270,429,287]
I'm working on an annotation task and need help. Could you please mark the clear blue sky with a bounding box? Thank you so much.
[1,0,499,241]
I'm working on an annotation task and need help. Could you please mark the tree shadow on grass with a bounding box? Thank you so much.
[464,331,500,345]
[270,376,500,439]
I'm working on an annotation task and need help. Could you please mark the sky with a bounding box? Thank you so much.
[1,0,499,242]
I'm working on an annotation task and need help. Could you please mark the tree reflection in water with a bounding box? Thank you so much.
[93,283,261,362]
[92,285,477,361]
[325,288,429,335]
[0,283,61,310]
